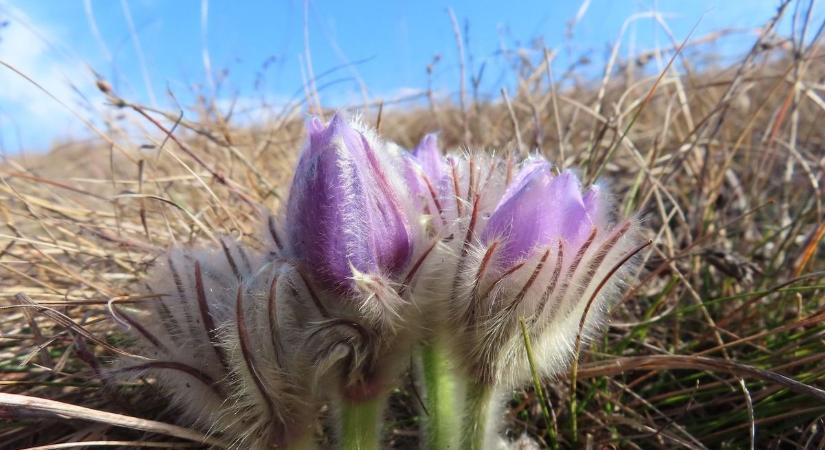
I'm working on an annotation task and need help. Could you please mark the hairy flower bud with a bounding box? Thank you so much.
[482,165,601,266]
[406,152,641,387]
[285,114,413,292]
[112,242,319,449]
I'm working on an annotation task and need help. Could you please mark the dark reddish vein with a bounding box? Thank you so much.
[144,282,182,345]
[467,155,477,202]
[474,242,500,293]
[563,221,631,319]
[166,256,186,304]
[400,237,440,296]
[219,239,241,280]
[297,268,330,318]
[166,257,200,340]
[236,286,277,421]
[267,274,283,367]
[449,194,483,307]
[479,261,527,300]
[460,194,481,258]
[236,244,253,274]
[574,239,652,354]
[467,241,500,323]
[194,262,230,371]
[268,215,283,251]
[535,240,565,320]
[507,248,551,314]
[116,361,220,395]
[421,173,446,225]
[544,228,598,325]
[117,307,167,352]
[450,158,464,217]
[479,157,499,195]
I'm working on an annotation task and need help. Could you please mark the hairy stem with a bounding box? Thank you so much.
[339,396,384,450]
[463,381,494,450]
[287,434,318,450]
[420,340,461,450]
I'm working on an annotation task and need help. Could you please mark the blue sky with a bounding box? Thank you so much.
[0,0,817,152]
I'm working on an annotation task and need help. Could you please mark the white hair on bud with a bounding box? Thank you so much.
[405,147,643,389]
[111,241,320,450]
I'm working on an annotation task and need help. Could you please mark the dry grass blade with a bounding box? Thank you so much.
[22,441,200,449]
[576,355,825,402]
[0,392,228,447]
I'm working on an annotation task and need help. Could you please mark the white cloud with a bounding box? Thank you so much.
[0,1,102,152]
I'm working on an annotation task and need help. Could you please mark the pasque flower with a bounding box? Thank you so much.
[276,115,430,448]
[115,116,427,450]
[399,138,640,385]
[471,164,636,385]
[285,114,413,293]
[112,242,320,450]
[114,114,643,450]
[399,139,641,449]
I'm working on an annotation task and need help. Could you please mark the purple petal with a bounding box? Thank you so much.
[286,114,412,291]
[551,172,593,247]
[482,167,597,266]
[401,152,428,209]
[481,163,554,266]
[497,157,551,207]
[583,185,599,216]
[413,133,446,186]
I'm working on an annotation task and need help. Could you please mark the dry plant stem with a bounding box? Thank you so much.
[0,392,227,448]
[462,381,494,450]
[339,396,384,450]
[420,339,461,450]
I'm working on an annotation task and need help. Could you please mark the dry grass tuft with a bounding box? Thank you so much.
[2,4,825,449]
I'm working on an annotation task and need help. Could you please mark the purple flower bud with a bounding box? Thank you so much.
[552,171,595,248]
[285,114,412,291]
[412,133,447,185]
[481,162,594,267]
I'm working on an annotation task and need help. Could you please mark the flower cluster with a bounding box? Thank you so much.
[113,114,641,449]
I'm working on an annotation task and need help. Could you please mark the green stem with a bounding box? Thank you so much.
[462,381,493,450]
[340,396,383,450]
[420,340,461,450]
[519,318,558,449]
[287,434,318,450]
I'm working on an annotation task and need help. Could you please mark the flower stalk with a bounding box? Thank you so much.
[462,380,494,450]
[420,338,461,450]
[339,396,385,450]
